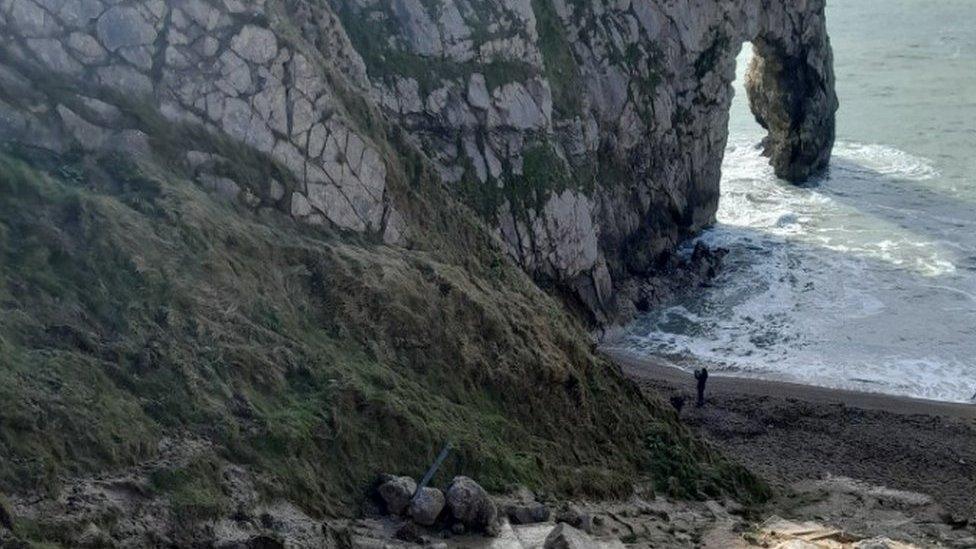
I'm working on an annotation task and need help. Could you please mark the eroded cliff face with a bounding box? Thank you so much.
[0,0,836,322]
[336,0,837,321]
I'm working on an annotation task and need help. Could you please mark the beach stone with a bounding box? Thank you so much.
[97,6,157,51]
[377,475,416,516]
[446,476,497,533]
[408,487,445,526]
[543,523,594,549]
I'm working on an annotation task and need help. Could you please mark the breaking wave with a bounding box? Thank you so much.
[619,137,976,403]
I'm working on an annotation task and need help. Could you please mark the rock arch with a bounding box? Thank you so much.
[0,0,839,322]
[745,4,838,182]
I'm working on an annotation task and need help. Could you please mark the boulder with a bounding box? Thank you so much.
[504,502,550,525]
[554,505,599,534]
[408,487,445,526]
[377,475,416,516]
[543,523,595,549]
[446,476,497,532]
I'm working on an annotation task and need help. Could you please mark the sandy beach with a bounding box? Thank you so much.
[604,348,976,519]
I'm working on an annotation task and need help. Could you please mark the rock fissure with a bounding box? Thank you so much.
[0,0,835,317]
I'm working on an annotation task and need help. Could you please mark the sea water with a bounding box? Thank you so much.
[617,0,976,403]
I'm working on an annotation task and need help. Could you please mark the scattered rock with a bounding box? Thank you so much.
[446,476,497,533]
[543,523,595,549]
[377,475,417,516]
[409,487,445,526]
[394,522,428,544]
[853,539,899,549]
[555,505,580,524]
[504,501,550,524]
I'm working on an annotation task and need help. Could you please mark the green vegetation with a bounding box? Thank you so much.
[531,0,585,117]
[0,140,763,539]
[695,31,731,78]
[334,3,537,98]
[0,6,766,542]
[150,457,229,521]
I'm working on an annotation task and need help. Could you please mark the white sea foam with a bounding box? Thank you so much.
[833,142,941,181]
[622,135,976,403]
[626,7,976,404]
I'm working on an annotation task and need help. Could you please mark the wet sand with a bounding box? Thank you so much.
[605,348,976,518]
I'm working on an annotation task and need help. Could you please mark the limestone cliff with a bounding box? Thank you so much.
[334,0,838,321]
[0,0,836,324]
[0,0,836,542]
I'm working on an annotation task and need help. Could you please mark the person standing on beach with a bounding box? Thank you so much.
[694,368,709,407]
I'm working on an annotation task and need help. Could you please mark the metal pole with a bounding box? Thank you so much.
[412,441,453,500]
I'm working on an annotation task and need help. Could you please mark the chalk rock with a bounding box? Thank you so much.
[231,25,278,64]
[505,501,551,525]
[97,6,157,51]
[446,476,497,533]
[377,475,417,516]
[543,523,595,549]
[409,487,445,526]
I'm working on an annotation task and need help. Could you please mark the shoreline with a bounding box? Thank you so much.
[604,347,976,521]
[603,347,976,419]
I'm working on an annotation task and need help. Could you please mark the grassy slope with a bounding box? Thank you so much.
[0,1,768,543]
[0,143,763,530]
